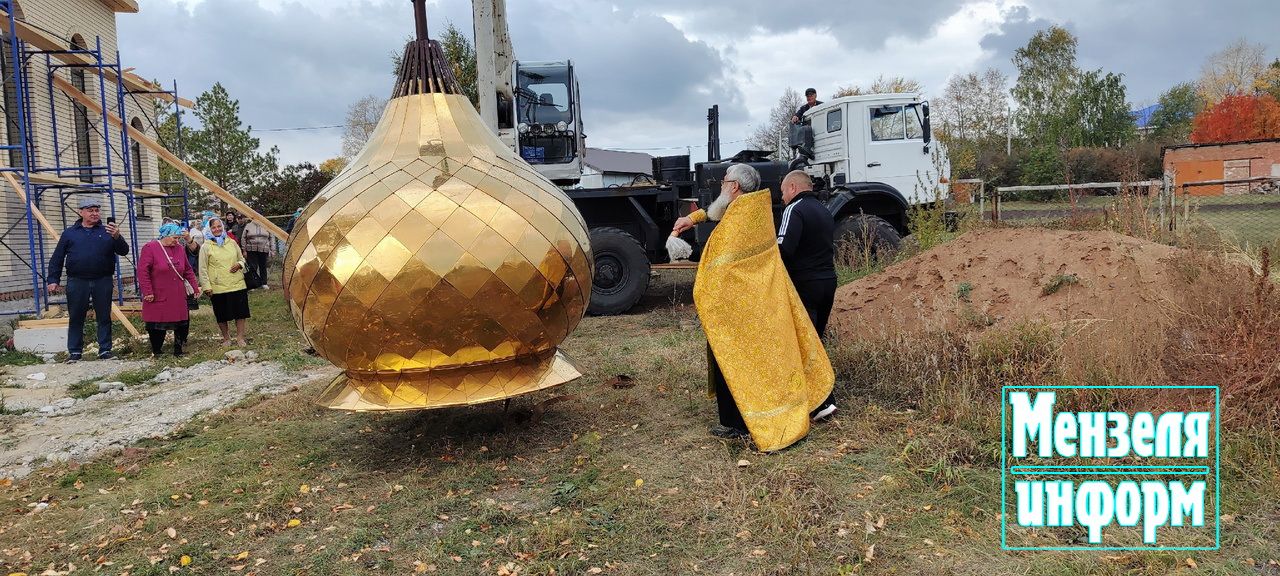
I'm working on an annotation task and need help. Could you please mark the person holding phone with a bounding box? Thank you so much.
[46,197,129,362]
[197,217,251,347]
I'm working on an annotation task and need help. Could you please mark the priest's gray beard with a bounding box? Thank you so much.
[706,190,733,221]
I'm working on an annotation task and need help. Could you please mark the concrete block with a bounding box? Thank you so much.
[13,325,67,354]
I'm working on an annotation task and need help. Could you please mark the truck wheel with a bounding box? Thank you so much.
[587,227,650,315]
[834,214,901,265]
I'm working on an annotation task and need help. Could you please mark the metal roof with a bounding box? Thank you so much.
[584,148,653,174]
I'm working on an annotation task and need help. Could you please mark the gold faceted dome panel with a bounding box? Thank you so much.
[283,92,593,410]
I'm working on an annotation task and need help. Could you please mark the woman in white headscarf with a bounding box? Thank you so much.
[198,217,250,347]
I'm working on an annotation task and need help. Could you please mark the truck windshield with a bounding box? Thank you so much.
[517,65,572,125]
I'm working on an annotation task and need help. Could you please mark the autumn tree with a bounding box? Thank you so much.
[1190,93,1280,144]
[341,94,387,159]
[935,68,1009,142]
[933,69,1010,180]
[1148,82,1203,143]
[186,83,279,211]
[318,157,348,176]
[747,87,804,159]
[1198,38,1267,104]
[1256,59,1280,101]
[1011,26,1080,147]
[834,75,924,97]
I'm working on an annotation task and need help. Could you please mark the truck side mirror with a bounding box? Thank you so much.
[921,102,932,153]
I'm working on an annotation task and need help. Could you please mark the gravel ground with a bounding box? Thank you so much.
[0,354,335,480]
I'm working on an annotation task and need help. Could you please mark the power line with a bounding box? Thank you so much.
[255,124,345,133]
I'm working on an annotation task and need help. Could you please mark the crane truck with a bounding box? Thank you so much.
[470,1,949,315]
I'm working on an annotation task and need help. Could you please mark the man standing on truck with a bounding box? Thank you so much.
[791,88,822,124]
[685,163,833,451]
[777,170,838,420]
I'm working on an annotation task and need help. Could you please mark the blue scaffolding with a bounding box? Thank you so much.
[0,1,190,318]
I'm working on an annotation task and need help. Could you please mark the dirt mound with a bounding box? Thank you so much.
[831,228,1186,337]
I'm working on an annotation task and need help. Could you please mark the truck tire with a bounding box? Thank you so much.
[834,214,902,264]
[587,227,650,315]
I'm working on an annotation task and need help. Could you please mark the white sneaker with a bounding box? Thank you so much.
[810,403,837,422]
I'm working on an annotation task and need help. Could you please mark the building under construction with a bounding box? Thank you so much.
[0,0,192,317]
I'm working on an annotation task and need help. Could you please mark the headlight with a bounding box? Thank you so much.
[518,123,529,134]
[555,121,568,132]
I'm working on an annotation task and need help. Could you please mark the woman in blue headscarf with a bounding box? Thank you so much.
[138,223,201,357]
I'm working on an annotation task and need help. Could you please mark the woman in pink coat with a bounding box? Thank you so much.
[138,223,201,357]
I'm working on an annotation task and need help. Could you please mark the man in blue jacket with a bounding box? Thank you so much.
[47,197,129,362]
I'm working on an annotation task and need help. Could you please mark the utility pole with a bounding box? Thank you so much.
[1006,104,1012,156]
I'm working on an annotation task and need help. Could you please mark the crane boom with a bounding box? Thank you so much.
[474,0,514,148]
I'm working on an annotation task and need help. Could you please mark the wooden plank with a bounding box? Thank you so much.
[53,76,289,240]
[1,170,144,337]
[0,9,190,108]
[18,318,69,328]
[996,180,1161,193]
[26,172,165,198]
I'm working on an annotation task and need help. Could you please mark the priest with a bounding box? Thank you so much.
[675,163,834,451]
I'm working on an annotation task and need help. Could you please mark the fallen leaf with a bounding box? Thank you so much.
[1220,514,1236,525]
[286,519,301,528]
[393,485,404,492]
[1185,558,1198,569]
[865,544,877,562]
[876,515,886,529]
[299,485,310,494]
[634,479,643,488]
[751,549,767,557]
[179,556,191,567]
[736,459,751,468]
[165,527,176,539]
[235,551,250,561]
[923,505,933,511]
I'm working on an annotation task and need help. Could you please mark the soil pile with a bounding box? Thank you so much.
[831,228,1188,337]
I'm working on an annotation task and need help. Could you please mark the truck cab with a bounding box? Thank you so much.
[802,93,948,206]
[513,60,584,186]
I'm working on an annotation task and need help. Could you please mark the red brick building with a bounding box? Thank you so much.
[1163,139,1280,196]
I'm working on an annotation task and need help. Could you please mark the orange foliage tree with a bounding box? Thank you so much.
[1190,94,1280,143]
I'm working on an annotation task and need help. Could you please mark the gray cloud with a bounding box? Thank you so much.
[114,0,1280,165]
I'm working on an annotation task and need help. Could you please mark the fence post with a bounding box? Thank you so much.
[1159,172,1169,232]
[978,181,985,222]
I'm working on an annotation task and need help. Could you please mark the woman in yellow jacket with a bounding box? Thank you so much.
[198,217,250,347]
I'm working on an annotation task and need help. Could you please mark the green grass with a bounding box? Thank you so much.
[66,377,102,399]
[0,259,1276,575]
[0,349,42,366]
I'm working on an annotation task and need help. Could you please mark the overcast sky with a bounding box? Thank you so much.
[116,0,1276,165]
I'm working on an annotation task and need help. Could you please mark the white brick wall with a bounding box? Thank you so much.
[0,0,171,296]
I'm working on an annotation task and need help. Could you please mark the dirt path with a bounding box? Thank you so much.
[0,357,335,480]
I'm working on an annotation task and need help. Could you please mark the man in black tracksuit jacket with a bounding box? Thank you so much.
[776,170,838,420]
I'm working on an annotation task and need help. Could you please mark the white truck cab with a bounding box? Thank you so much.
[800,93,949,204]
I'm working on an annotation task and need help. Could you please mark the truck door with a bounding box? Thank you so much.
[863,103,929,204]
[813,106,862,185]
